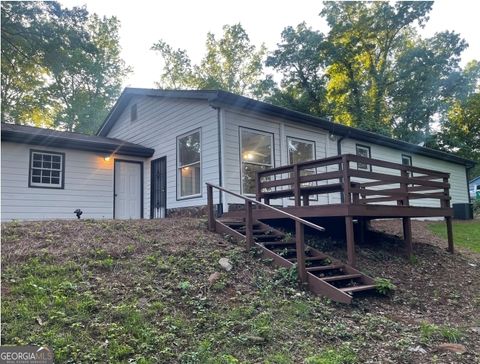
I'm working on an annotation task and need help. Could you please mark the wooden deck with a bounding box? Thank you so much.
[225,154,455,266]
[206,154,455,303]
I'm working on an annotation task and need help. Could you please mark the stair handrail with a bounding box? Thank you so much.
[206,183,325,233]
[206,182,325,285]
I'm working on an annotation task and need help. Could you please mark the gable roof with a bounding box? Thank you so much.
[1,123,154,157]
[97,87,475,167]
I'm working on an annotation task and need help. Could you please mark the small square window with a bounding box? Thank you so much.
[29,150,64,189]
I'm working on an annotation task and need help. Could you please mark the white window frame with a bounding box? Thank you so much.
[287,136,317,201]
[177,128,202,199]
[239,127,274,195]
[29,150,64,189]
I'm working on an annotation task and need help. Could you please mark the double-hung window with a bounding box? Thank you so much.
[29,150,64,189]
[177,129,201,198]
[240,128,273,195]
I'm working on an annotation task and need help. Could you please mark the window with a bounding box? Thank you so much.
[401,154,412,166]
[240,128,273,195]
[287,137,315,165]
[355,144,371,171]
[130,104,138,122]
[177,129,201,198]
[29,150,64,189]
[401,154,413,177]
[287,137,317,200]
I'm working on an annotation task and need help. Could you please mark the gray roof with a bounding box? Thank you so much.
[97,88,475,167]
[2,123,154,157]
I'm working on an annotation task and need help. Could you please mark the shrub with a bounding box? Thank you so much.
[374,278,396,295]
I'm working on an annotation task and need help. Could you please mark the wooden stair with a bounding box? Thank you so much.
[217,218,377,304]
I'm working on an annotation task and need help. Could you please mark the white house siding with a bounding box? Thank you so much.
[221,107,468,211]
[106,96,220,214]
[223,108,333,208]
[1,142,120,221]
[339,138,469,207]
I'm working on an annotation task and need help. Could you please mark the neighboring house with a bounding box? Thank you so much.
[1,88,475,221]
[470,176,480,200]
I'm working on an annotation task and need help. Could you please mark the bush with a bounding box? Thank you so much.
[473,199,480,217]
[374,278,396,295]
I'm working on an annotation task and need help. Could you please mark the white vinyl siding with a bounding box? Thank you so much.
[106,96,219,212]
[1,142,115,221]
[339,138,469,207]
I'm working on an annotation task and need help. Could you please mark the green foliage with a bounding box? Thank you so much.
[420,322,463,344]
[374,278,396,295]
[152,24,268,97]
[1,1,129,133]
[304,347,357,364]
[273,265,298,287]
[267,2,479,147]
[438,92,480,171]
[265,22,329,117]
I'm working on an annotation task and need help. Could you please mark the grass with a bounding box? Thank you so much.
[2,218,479,363]
[427,219,480,252]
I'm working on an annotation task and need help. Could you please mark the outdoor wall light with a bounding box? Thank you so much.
[104,156,111,161]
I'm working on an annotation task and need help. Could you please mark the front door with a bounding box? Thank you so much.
[151,157,166,218]
[114,160,142,219]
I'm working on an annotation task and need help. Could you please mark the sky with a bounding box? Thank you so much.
[61,0,480,88]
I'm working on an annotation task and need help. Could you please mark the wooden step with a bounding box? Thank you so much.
[288,255,328,262]
[262,241,295,246]
[321,273,362,282]
[254,234,284,240]
[236,227,274,234]
[340,285,376,294]
[306,264,344,272]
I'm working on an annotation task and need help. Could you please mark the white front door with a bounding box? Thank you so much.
[114,161,142,219]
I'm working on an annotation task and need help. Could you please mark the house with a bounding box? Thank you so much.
[470,176,480,200]
[1,87,475,221]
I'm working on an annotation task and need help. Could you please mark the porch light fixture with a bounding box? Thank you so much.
[104,156,111,161]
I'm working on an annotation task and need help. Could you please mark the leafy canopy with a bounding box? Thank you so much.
[1,1,130,133]
[152,24,268,97]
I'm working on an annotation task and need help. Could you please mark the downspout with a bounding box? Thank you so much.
[466,165,473,205]
[216,107,223,214]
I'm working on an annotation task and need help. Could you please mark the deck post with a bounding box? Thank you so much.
[293,164,301,207]
[255,171,262,205]
[245,200,254,248]
[445,216,454,253]
[207,184,215,232]
[341,155,351,204]
[345,216,355,267]
[402,217,413,258]
[295,221,307,284]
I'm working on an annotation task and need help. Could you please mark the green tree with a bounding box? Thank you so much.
[391,32,470,145]
[1,1,129,133]
[152,24,268,97]
[265,23,329,116]
[321,1,433,134]
[438,93,480,178]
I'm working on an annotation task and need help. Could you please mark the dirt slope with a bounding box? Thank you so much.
[2,218,479,363]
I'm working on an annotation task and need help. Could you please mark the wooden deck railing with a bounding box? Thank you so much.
[256,154,451,209]
[206,183,325,284]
